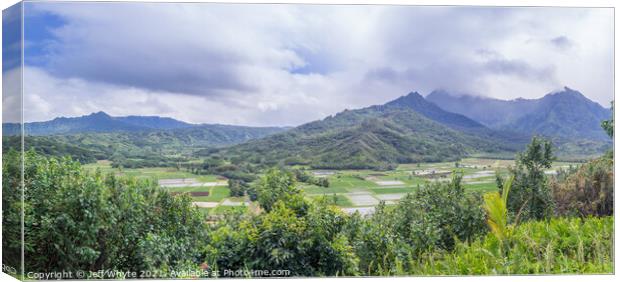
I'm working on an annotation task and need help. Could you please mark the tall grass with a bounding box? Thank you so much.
[409,216,613,275]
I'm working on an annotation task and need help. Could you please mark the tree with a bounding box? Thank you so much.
[316,177,330,188]
[256,169,300,212]
[228,179,249,197]
[506,136,555,221]
[601,101,613,138]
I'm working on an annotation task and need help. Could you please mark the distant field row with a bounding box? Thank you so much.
[83,158,581,213]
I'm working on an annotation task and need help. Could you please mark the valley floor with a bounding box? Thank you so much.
[84,157,581,216]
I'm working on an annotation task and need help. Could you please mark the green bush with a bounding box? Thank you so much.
[344,174,487,275]
[204,196,358,276]
[2,150,207,277]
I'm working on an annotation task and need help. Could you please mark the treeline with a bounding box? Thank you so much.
[2,136,104,164]
[2,135,191,168]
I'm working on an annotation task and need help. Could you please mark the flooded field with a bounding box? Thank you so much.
[84,158,581,216]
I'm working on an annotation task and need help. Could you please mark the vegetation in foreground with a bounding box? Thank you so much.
[411,216,613,274]
[1,112,614,277]
[2,140,614,277]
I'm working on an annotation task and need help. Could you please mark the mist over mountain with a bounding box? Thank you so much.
[426,87,612,141]
[384,92,486,130]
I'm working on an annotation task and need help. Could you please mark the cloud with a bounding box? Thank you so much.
[483,58,555,82]
[19,3,614,125]
[2,67,22,123]
[550,36,573,50]
[21,66,362,126]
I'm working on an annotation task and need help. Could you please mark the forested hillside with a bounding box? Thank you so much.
[2,123,288,167]
[211,93,526,169]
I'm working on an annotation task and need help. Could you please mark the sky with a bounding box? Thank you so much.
[2,2,614,126]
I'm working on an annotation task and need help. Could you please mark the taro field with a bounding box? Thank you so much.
[84,158,581,216]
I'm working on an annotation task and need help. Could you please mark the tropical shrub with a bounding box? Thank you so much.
[484,176,513,243]
[551,156,613,217]
[389,173,487,252]
[343,174,487,275]
[204,182,358,277]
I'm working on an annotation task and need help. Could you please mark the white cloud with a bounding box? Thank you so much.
[19,3,614,125]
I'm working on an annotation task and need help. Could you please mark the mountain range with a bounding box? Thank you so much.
[210,92,527,169]
[2,112,289,165]
[426,87,612,141]
[3,111,189,135]
[2,111,288,144]
[2,87,612,167]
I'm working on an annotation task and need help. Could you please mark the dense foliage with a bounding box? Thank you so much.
[3,136,104,164]
[344,174,487,275]
[204,200,359,277]
[2,150,207,278]
[204,170,488,276]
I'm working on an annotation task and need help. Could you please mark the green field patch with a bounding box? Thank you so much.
[463,182,498,193]
[166,185,211,193]
[196,175,220,182]
[211,205,247,215]
[191,186,231,202]
[227,196,246,202]
[346,186,373,193]
[84,164,222,183]
[309,194,354,207]
[462,175,496,183]
[371,187,417,194]
[330,175,377,188]
[302,185,349,194]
